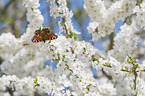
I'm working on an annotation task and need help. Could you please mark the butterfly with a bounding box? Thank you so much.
[32,28,58,43]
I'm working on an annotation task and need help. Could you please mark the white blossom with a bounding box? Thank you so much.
[85,0,137,40]
[0,33,20,59]
[108,23,140,62]
[134,2,145,29]
[49,0,80,34]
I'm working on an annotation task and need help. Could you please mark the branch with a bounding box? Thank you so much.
[109,32,114,50]
[101,68,112,80]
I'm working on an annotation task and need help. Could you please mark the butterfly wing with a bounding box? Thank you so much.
[46,33,58,40]
[32,30,42,43]
[42,28,51,41]
[42,28,51,33]
[32,36,42,42]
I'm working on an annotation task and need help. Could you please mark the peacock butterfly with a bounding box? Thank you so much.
[32,28,58,43]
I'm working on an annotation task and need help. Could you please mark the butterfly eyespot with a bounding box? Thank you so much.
[52,36,56,39]
[35,33,38,36]
[32,39,37,43]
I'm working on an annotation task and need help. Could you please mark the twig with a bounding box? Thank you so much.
[101,68,112,80]
[109,32,114,50]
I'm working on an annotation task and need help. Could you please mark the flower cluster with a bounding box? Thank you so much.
[50,0,79,34]
[83,0,106,22]
[134,2,145,29]
[1,43,46,78]
[87,21,100,41]
[98,56,134,96]
[85,0,137,40]
[98,55,145,96]
[108,22,140,62]
[0,33,20,59]
[0,75,65,96]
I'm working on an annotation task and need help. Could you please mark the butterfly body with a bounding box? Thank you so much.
[32,28,57,43]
